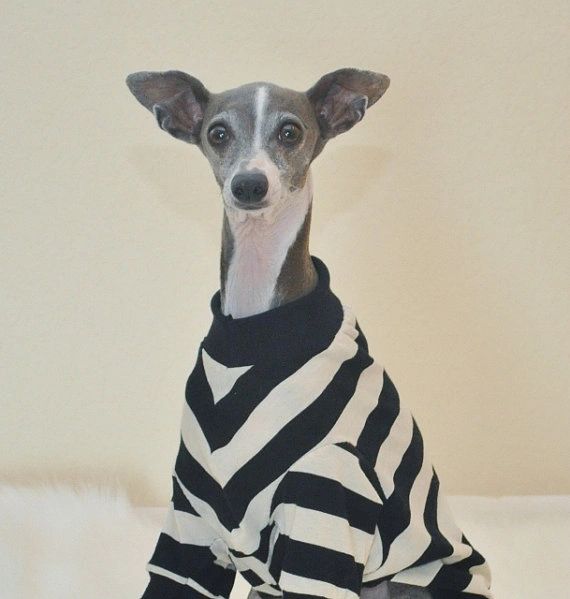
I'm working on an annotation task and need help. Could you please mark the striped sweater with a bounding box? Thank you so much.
[141,256,493,599]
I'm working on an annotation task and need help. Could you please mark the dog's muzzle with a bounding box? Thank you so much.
[231,172,269,206]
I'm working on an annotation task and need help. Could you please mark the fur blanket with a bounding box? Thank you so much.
[0,486,568,599]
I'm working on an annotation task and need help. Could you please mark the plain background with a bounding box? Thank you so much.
[1,1,568,505]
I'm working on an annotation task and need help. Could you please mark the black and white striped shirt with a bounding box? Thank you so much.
[141,256,492,599]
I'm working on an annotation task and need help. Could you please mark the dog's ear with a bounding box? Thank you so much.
[307,68,390,140]
[126,70,209,144]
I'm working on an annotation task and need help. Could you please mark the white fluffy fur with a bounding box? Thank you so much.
[0,485,159,599]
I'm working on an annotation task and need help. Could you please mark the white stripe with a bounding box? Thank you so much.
[212,307,359,484]
[390,559,443,586]
[289,443,381,504]
[375,454,435,577]
[320,358,385,450]
[229,551,278,585]
[146,564,227,599]
[278,571,360,599]
[463,561,493,596]
[253,86,268,150]
[362,527,383,580]
[161,503,219,545]
[201,348,252,404]
[210,537,235,570]
[271,504,374,565]
[374,405,414,498]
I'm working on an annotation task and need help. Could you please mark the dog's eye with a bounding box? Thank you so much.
[208,125,229,145]
[279,122,302,145]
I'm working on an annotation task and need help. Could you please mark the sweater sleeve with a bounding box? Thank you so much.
[268,443,383,599]
[141,475,236,599]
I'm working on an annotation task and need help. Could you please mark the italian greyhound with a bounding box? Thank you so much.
[126,69,391,320]
[126,69,432,599]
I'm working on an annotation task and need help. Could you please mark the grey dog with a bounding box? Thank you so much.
[127,69,491,599]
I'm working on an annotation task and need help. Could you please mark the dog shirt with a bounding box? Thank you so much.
[141,256,493,599]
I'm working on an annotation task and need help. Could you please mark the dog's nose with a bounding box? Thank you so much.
[231,173,268,204]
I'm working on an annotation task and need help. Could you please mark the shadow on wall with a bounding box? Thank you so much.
[127,143,218,222]
[126,141,393,223]
[313,144,393,217]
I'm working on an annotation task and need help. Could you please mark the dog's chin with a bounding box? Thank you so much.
[224,198,276,223]
[232,200,269,212]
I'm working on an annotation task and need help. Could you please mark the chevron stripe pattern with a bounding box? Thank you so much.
[141,257,493,599]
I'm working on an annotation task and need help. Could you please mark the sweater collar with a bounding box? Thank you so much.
[203,256,344,367]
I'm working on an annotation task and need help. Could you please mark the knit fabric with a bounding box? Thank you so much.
[141,256,492,599]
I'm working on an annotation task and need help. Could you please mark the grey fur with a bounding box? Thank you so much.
[247,580,432,599]
[126,69,390,312]
[273,203,317,306]
[126,68,434,598]
[200,82,321,191]
[362,581,433,599]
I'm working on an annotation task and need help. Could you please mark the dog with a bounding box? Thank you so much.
[126,68,493,599]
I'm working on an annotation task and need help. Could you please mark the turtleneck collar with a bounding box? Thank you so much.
[202,256,344,367]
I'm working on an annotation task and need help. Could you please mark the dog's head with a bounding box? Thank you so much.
[126,69,389,217]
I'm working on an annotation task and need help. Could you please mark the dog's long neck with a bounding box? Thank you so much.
[220,174,317,319]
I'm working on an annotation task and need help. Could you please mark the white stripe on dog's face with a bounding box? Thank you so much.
[253,86,268,152]
[196,82,321,317]
[200,82,320,220]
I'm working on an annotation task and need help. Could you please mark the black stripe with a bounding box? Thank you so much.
[239,568,265,587]
[269,536,364,594]
[377,419,425,559]
[354,320,369,354]
[148,533,235,597]
[270,471,379,535]
[357,370,401,466]
[187,351,313,452]
[428,537,487,594]
[190,329,369,453]
[174,437,236,530]
[335,441,387,504]
[459,536,487,569]
[224,349,373,521]
[171,475,199,516]
[203,256,344,367]
[410,471,455,567]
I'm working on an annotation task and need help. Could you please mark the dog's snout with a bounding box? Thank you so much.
[231,173,269,204]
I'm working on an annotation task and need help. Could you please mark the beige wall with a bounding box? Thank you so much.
[2,1,569,505]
